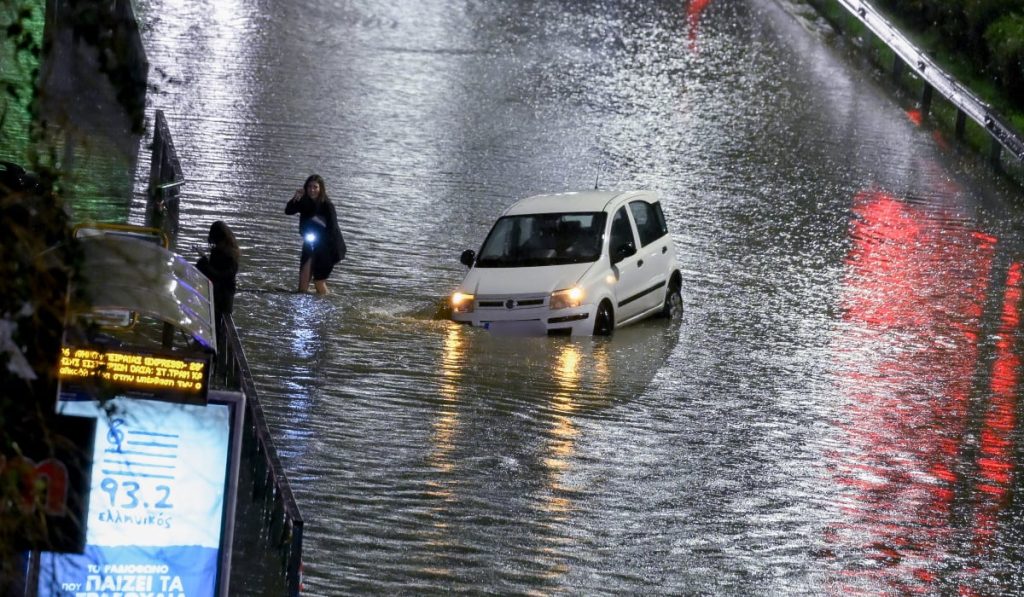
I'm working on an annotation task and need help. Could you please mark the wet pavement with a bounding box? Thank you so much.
[72,0,1024,593]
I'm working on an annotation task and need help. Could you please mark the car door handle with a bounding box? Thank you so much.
[637,259,644,268]
[662,246,667,254]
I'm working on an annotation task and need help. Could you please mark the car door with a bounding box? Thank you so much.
[607,205,647,323]
[628,199,671,313]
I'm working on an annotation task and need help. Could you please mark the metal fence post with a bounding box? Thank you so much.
[891,54,903,85]
[921,83,933,116]
[991,139,1003,169]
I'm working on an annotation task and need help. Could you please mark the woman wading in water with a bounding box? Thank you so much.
[285,174,346,294]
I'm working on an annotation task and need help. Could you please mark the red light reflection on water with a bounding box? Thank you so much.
[903,110,954,151]
[830,189,1000,593]
[972,262,1021,549]
[686,0,713,52]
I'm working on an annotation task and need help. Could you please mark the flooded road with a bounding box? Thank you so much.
[130,0,1024,593]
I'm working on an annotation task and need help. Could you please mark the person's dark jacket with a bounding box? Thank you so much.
[285,196,346,263]
[197,246,238,318]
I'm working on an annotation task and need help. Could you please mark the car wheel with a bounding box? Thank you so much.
[593,301,614,336]
[661,280,682,319]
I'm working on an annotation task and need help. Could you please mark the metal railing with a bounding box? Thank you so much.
[146,110,185,247]
[212,315,304,596]
[144,110,301,594]
[830,0,1024,166]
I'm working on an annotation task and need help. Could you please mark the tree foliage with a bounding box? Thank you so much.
[878,0,1024,110]
[986,12,1024,99]
[0,0,73,580]
[1,0,145,589]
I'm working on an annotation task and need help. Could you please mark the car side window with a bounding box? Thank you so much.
[609,207,636,260]
[653,202,668,236]
[629,200,667,246]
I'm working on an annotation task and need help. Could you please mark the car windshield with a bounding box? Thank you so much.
[476,212,607,268]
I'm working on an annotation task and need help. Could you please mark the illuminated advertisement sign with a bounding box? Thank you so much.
[58,346,210,404]
[38,392,242,597]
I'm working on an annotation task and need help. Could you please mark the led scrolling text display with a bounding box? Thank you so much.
[59,348,206,395]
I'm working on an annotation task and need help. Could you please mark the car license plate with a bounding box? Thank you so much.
[483,320,546,337]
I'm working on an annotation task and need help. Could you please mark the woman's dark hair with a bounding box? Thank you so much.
[208,220,240,261]
[305,174,328,202]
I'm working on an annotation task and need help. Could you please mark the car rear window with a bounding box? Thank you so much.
[629,200,668,247]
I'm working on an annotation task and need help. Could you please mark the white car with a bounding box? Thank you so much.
[451,190,682,336]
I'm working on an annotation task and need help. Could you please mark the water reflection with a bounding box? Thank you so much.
[128,0,1024,591]
[276,295,340,452]
[969,262,1020,562]
[686,0,714,52]
[141,0,259,237]
[545,342,583,479]
[830,188,1022,593]
[419,323,463,582]
[430,323,465,473]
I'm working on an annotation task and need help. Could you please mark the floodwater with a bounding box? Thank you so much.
[124,0,1024,593]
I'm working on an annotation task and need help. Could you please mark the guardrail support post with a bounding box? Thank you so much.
[287,521,304,597]
[955,110,966,142]
[990,140,1003,169]
[891,54,903,85]
[920,83,933,116]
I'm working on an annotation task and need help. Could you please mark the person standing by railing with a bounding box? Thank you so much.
[197,220,239,318]
[196,220,239,356]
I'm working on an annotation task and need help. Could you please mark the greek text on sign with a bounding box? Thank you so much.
[59,347,207,395]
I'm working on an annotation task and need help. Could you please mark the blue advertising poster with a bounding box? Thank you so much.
[38,394,241,597]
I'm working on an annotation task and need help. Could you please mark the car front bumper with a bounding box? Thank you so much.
[451,302,595,336]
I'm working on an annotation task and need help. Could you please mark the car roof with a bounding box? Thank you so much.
[503,190,658,216]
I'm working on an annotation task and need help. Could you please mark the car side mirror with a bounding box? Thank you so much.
[460,249,475,267]
[611,242,635,264]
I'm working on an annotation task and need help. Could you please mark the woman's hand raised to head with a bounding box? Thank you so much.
[291,188,303,201]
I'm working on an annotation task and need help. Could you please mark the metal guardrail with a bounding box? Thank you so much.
[146,110,184,246]
[833,0,1024,165]
[212,314,304,596]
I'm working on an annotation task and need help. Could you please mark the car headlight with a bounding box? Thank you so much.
[451,291,475,313]
[550,286,585,310]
